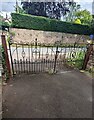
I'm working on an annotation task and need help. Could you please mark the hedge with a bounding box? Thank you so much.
[11,13,92,35]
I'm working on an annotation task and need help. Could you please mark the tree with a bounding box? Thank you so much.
[14,0,26,14]
[0,14,10,27]
[91,16,94,32]
[45,2,70,19]
[22,2,47,17]
[74,10,92,25]
[21,1,72,20]
[63,2,80,22]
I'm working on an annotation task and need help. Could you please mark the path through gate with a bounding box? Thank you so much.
[8,39,87,75]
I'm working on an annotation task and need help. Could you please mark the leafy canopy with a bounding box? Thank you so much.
[21,1,80,20]
[74,9,92,25]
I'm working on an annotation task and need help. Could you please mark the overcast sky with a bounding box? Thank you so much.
[0,0,93,18]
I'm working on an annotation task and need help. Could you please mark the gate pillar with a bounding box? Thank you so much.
[82,44,93,70]
[1,35,11,79]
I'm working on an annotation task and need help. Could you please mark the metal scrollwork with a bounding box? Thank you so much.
[22,51,25,58]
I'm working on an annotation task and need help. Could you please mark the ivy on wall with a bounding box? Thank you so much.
[11,13,92,35]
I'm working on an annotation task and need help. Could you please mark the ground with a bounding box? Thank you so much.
[2,69,92,118]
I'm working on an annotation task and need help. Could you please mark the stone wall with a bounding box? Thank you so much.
[8,28,94,73]
[10,28,90,44]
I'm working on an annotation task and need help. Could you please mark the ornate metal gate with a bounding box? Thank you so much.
[9,39,62,75]
[8,39,87,75]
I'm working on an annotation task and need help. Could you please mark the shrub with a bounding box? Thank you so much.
[66,51,85,69]
[11,13,92,35]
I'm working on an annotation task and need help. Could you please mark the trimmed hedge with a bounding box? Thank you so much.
[11,13,92,35]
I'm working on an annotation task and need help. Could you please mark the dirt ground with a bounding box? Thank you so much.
[2,69,92,118]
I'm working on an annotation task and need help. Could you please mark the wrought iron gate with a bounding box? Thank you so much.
[9,39,62,74]
[8,39,87,75]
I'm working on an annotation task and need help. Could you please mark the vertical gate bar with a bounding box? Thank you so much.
[22,44,25,73]
[34,39,36,73]
[39,45,41,72]
[32,62,33,73]
[31,44,33,58]
[24,45,25,73]
[68,45,72,60]
[14,59,17,74]
[52,59,54,69]
[44,59,45,72]
[51,47,53,60]
[31,44,32,72]
[59,48,62,69]
[66,45,68,62]
[67,45,69,61]
[64,46,66,63]
[42,46,43,60]
[20,59,22,73]
[28,44,30,72]
[9,42,14,75]
[38,45,40,72]
[31,43,33,72]
[50,58,51,69]
[61,47,63,65]
[47,59,49,70]
[41,47,45,71]
[54,45,58,72]
[21,45,23,72]
[33,61,35,73]
[26,59,28,73]
[40,47,42,72]
[35,38,37,62]
[46,47,48,68]
[43,59,44,72]
[67,45,69,62]
[46,59,47,69]
[16,44,19,73]
[50,47,52,68]
[17,60,20,73]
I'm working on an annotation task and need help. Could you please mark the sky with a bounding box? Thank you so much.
[0,0,93,18]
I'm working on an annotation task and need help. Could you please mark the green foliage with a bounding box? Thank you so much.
[0,46,9,80]
[64,2,80,22]
[74,10,92,25]
[7,31,15,42]
[0,15,10,30]
[0,20,10,27]
[66,51,85,69]
[14,5,26,14]
[90,17,94,33]
[74,19,81,24]
[11,13,92,35]
[21,2,73,20]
